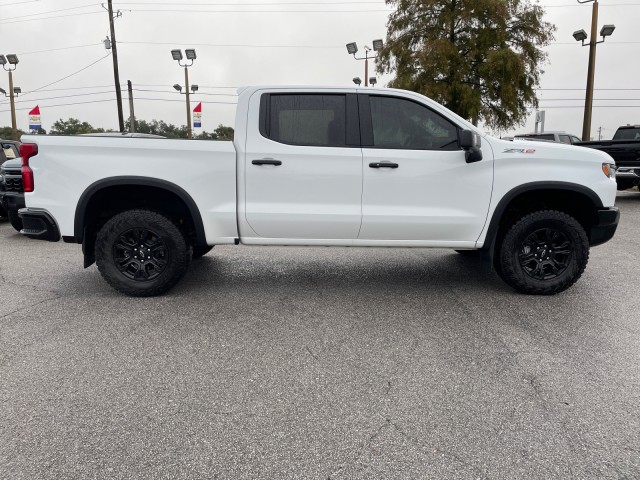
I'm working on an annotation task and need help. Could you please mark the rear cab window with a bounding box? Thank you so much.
[259,93,359,147]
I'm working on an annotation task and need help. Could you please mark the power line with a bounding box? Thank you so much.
[0,11,104,24]
[117,1,385,4]
[0,97,236,113]
[12,91,115,104]
[1,3,99,21]
[18,44,101,56]
[119,40,344,49]
[0,0,42,6]
[0,99,116,113]
[22,54,112,96]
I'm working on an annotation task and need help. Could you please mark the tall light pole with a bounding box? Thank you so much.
[0,54,20,141]
[171,49,197,139]
[573,0,615,141]
[346,39,383,87]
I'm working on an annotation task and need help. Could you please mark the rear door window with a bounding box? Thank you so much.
[261,94,356,147]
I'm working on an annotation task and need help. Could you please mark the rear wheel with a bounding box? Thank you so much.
[95,209,191,297]
[496,210,589,295]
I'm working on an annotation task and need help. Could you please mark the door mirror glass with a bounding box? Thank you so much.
[460,130,481,149]
[459,130,482,163]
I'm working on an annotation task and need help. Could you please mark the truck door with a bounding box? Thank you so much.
[243,92,363,240]
[358,94,493,244]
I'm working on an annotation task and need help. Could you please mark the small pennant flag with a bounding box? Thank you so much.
[29,105,42,130]
[193,102,202,128]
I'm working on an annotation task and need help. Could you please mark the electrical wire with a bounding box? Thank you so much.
[18,44,103,56]
[118,41,344,49]
[21,54,112,96]
[0,11,104,24]
[1,3,99,21]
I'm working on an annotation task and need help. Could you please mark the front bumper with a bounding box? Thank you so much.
[590,207,620,246]
[17,208,61,241]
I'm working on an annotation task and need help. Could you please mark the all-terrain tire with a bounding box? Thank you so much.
[8,209,23,232]
[496,210,589,295]
[95,209,192,297]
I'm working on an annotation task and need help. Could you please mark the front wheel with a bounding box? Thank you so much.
[496,210,589,295]
[95,209,191,297]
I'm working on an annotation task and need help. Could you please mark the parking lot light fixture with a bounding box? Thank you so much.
[600,24,615,37]
[347,39,383,87]
[352,77,361,86]
[191,84,198,93]
[171,49,197,138]
[573,29,588,43]
[1,53,20,140]
[574,0,615,141]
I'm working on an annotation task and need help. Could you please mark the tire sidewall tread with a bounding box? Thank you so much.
[497,210,589,295]
[95,209,192,297]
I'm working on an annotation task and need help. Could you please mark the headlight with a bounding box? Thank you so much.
[602,163,616,179]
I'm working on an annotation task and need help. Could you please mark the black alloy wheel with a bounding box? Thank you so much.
[496,210,589,295]
[113,228,169,281]
[96,209,191,296]
[518,227,572,281]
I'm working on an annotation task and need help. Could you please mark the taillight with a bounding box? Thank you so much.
[20,143,38,192]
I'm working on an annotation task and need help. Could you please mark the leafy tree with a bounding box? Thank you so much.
[377,0,555,129]
[50,118,105,135]
[0,126,26,139]
[195,124,234,141]
[126,118,233,140]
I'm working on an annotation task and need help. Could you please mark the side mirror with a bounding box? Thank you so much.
[460,130,483,163]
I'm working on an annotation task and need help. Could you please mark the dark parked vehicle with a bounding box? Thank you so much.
[0,139,21,218]
[577,125,640,191]
[0,157,24,231]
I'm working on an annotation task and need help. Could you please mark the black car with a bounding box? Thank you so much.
[0,157,24,231]
[0,139,21,218]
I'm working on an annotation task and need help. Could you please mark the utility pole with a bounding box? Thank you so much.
[598,126,602,140]
[107,0,125,132]
[127,80,136,133]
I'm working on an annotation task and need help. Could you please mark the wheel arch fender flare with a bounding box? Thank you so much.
[480,181,603,264]
[74,176,207,245]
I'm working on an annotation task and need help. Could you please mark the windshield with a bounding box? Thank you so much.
[613,128,640,141]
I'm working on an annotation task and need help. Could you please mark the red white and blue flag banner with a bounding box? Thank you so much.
[193,102,202,128]
[29,105,41,130]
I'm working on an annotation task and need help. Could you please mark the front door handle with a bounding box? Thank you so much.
[369,162,399,169]
[252,159,282,166]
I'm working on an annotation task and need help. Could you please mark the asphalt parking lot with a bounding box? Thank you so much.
[1,192,639,479]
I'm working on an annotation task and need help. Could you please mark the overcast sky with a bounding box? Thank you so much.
[0,0,638,140]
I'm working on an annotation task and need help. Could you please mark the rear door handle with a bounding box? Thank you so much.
[252,159,282,166]
[369,162,399,169]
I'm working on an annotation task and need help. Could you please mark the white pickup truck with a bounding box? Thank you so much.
[18,86,619,296]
